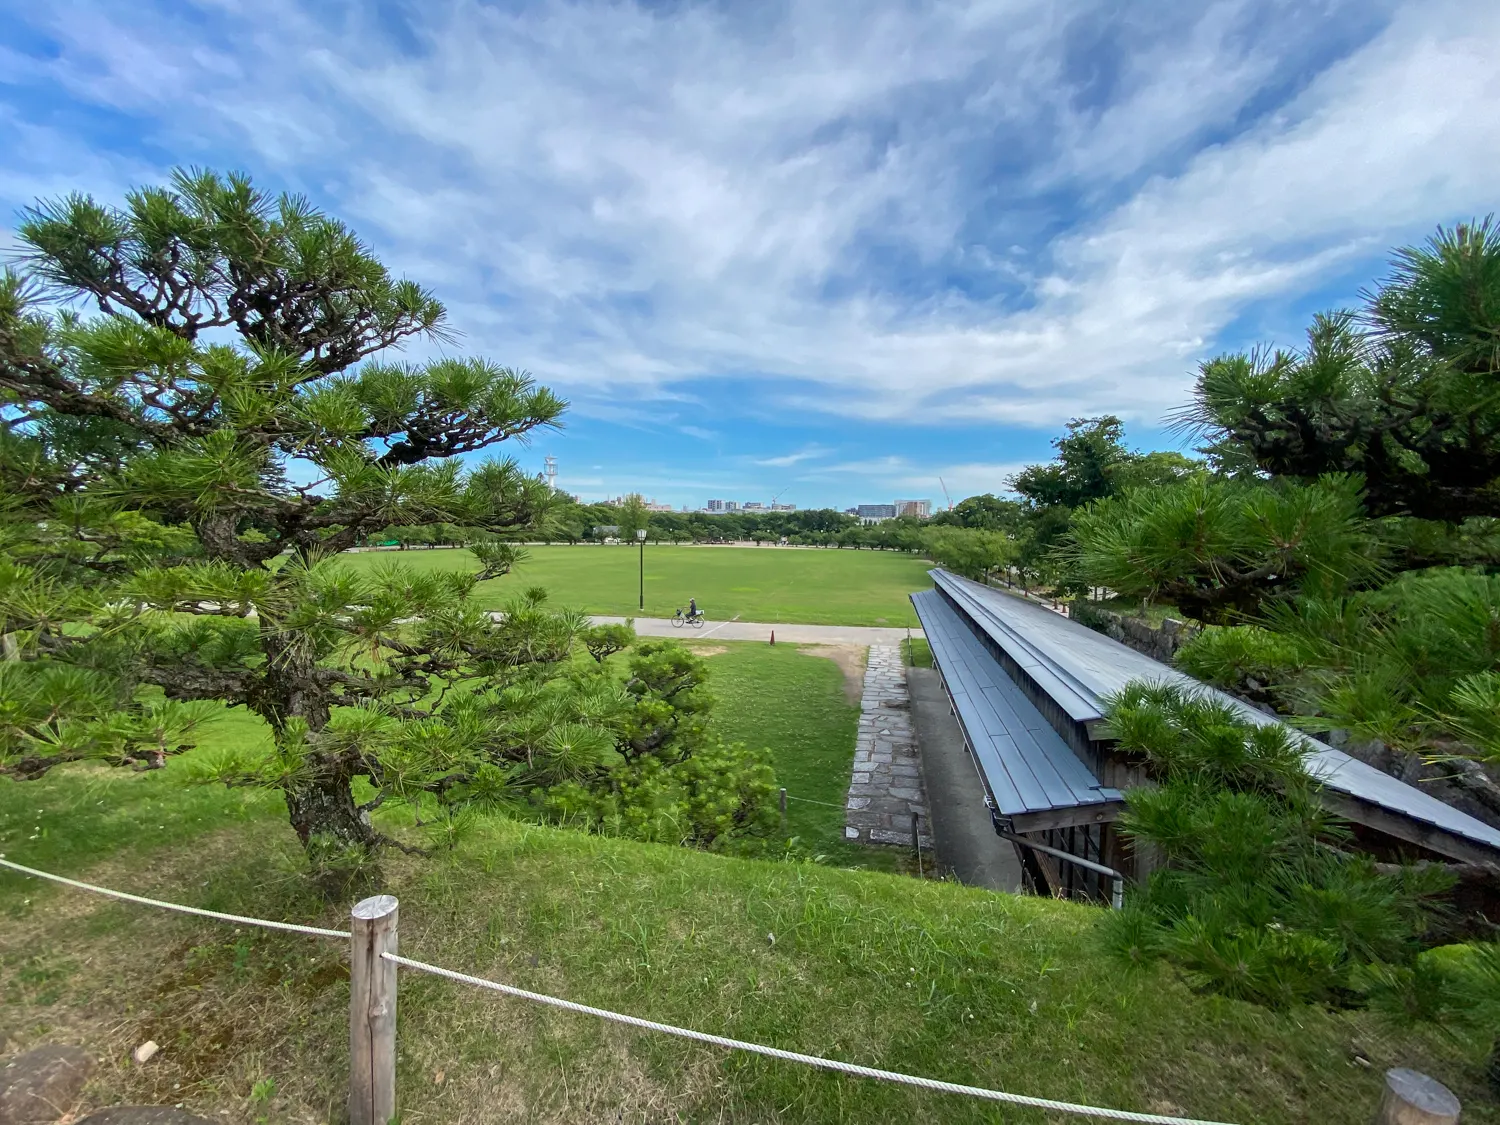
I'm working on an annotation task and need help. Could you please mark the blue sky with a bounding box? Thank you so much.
[3,0,1497,510]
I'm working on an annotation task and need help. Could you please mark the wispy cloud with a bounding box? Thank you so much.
[2,0,1494,506]
[753,444,831,468]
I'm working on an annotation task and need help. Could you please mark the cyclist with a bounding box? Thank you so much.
[688,597,699,620]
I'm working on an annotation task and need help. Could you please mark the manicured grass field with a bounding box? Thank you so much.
[4,763,1495,1124]
[341,545,933,626]
[694,641,893,870]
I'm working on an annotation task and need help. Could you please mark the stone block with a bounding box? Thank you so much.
[868,828,915,846]
[845,797,871,810]
[888,786,922,801]
[0,1045,94,1125]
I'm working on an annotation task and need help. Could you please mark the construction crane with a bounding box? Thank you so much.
[939,476,953,511]
[770,486,790,508]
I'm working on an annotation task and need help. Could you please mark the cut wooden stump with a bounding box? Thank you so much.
[1373,1068,1461,1125]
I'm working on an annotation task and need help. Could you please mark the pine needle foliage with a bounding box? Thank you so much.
[0,168,774,876]
[1068,474,1380,623]
[1099,682,1452,1008]
[1171,567,1500,754]
[1179,219,1500,522]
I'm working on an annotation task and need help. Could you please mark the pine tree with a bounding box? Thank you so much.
[0,169,583,871]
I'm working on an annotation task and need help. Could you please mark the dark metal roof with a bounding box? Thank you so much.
[912,589,1124,828]
[931,569,1500,859]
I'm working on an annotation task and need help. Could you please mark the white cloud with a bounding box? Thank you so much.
[5,0,1496,433]
[804,457,1028,503]
[753,444,831,468]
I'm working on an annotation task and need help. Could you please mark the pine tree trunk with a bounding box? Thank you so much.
[255,625,380,862]
[284,767,377,853]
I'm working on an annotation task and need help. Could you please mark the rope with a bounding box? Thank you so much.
[784,794,847,809]
[0,856,1235,1123]
[0,856,350,939]
[384,952,1236,1125]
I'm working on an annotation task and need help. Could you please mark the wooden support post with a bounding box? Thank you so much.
[778,787,788,832]
[1373,1068,1460,1125]
[350,894,399,1125]
[911,812,922,877]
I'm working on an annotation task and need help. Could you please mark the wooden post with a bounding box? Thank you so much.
[1373,1068,1460,1125]
[779,787,788,832]
[911,812,922,877]
[350,894,399,1125]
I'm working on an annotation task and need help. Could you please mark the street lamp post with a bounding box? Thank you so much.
[637,528,647,611]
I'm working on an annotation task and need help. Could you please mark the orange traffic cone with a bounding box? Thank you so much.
[770,630,775,645]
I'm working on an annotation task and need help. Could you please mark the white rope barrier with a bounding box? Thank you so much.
[0,856,350,939]
[0,853,1238,1123]
[784,794,847,809]
[384,951,1238,1125]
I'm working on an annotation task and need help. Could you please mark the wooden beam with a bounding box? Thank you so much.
[1006,802,1126,834]
[1319,790,1500,867]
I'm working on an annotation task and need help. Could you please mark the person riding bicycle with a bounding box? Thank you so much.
[672,599,704,626]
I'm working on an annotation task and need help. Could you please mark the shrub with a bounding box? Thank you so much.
[1099,682,1451,1008]
[1173,625,1305,707]
[1068,474,1380,624]
[540,739,777,848]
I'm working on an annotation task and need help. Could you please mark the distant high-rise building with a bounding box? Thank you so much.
[706,499,725,512]
[856,504,897,520]
[771,503,796,511]
[742,501,765,510]
[725,501,740,511]
[896,499,932,518]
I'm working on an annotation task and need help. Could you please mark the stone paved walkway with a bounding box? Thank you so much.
[844,645,933,848]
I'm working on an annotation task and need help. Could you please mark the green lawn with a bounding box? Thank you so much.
[4,763,1495,1124]
[696,641,894,871]
[341,545,933,626]
[7,635,1496,1122]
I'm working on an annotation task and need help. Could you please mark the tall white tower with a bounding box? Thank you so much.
[543,455,558,493]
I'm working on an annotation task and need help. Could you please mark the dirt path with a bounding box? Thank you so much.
[795,643,867,704]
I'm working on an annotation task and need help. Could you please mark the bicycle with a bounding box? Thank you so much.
[671,608,706,629]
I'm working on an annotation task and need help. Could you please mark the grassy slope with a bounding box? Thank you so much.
[340,545,933,626]
[3,762,1495,1125]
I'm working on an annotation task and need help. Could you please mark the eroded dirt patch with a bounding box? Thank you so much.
[796,643,867,704]
[682,644,728,656]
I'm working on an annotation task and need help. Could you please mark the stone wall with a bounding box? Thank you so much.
[1070,602,1199,665]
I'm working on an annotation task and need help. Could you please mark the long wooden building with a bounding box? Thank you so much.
[911,569,1500,902]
